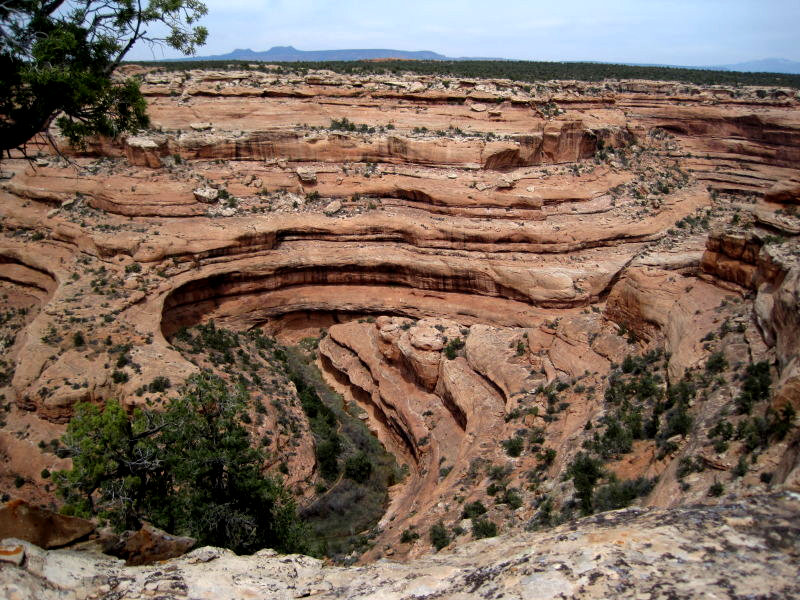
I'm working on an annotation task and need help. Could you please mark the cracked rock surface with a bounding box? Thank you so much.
[2,492,799,599]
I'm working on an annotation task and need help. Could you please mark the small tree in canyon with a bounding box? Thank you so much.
[55,371,309,555]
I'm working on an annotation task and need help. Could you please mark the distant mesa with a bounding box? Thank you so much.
[175,46,452,62]
[163,45,502,63]
[160,46,800,75]
[713,58,800,75]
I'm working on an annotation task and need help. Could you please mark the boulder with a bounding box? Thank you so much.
[193,187,219,203]
[296,167,317,184]
[496,175,515,189]
[323,200,342,215]
[102,523,195,566]
[190,122,213,131]
[125,136,163,168]
[0,500,94,549]
[764,179,800,205]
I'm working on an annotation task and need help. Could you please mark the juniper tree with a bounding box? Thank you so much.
[1,0,207,154]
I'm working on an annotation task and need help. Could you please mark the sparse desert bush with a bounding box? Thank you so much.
[430,521,450,550]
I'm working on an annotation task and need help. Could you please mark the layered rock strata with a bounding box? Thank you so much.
[0,67,798,564]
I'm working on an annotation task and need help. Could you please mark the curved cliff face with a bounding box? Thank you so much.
[1,67,799,562]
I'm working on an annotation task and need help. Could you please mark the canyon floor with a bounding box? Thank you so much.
[1,65,799,596]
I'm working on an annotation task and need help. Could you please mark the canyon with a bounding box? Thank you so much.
[0,65,799,595]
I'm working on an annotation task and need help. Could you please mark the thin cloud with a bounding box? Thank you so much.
[126,0,800,64]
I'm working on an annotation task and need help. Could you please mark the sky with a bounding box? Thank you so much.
[127,0,800,65]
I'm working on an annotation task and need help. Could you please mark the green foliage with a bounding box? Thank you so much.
[733,455,748,478]
[497,487,523,509]
[502,436,524,457]
[736,361,771,414]
[429,521,450,550]
[735,416,771,452]
[592,476,655,512]
[527,495,554,530]
[708,480,724,497]
[1,1,208,152]
[72,331,85,347]
[677,455,705,478]
[147,376,171,393]
[315,436,342,481]
[400,528,419,543]
[461,500,487,519]
[471,518,498,539]
[566,452,605,515]
[344,452,373,483]
[55,372,308,555]
[585,410,636,459]
[705,352,728,374]
[444,337,465,360]
[708,419,734,442]
[488,464,511,481]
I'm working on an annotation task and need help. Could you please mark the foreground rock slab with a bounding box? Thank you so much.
[101,523,196,566]
[0,500,94,550]
[2,493,798,599]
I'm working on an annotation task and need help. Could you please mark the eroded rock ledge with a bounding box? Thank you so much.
[3,493,799,599]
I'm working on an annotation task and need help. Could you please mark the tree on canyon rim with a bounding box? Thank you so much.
[0,0,207,155]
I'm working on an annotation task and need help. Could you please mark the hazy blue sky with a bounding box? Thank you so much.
[129,0,800,65]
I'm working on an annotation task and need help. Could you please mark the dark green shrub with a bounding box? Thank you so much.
[471,518,497,539]
[705,352,727,374]
[736,361,771,414]
[677,455,705,478]
[733,455,748,478]
[708,480,724,497]
[498,487,523,509]
[400,528,419,543]
[488,464,511,481]
[592,476,655,512]
[709,419,733,441]
[430,521,450,550]
[462,500,487,519]
[736,416,770,452]
[316,436,342,480]
[444,337,465,360]
[344,452,372,483]
[537,448,556,469]
[486,482,503,496]
[147,376,171,393]
[567,452,604,514]
[661,403,692,438]
[502,436,524,457]
[666,379,695,410]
